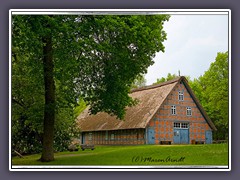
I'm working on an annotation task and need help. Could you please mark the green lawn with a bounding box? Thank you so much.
[12,144,228,166]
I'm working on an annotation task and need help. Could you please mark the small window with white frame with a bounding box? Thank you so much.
[178,91,184,101]
[171,105,176,115]
[174,122,180,128]
[186,107,192,116]
[181,123,189,128]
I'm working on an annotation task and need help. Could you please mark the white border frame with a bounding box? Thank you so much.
[9,9,231,171]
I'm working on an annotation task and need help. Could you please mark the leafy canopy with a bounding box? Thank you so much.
[12,14,170,155]
[13,14,170,119]
[195,52,229,139]
[72,15,170,119]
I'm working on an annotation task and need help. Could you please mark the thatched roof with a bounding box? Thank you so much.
[77,76,217,132]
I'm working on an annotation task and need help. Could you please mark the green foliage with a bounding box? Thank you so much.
[72,15,170,119]
[12,37,80,154]
[153,73,178,84]
[12,47,44,154]
[13,14,170,119]
[12,14,170,156]
[131,74,147,89]
[73,98,87,118]
[190,52,229,140]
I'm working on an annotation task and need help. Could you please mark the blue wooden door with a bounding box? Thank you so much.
[147,128,155,144]
[205,130,212,144]
[180,129,189,144]
[174,129,189,144]
[174,129,180,144]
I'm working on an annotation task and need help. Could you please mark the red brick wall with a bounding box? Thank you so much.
[148,82,212,144]
[82,129,145,145]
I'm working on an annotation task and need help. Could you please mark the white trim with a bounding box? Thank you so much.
[10,9,230,15]
[228,9,231,171]
[11,165,230,171]
[9,10,12,172]
[186,107,192,116]
[178,91,184,101]
[9,9,231,172]
[174,122,189,129]
[171,105,176,115]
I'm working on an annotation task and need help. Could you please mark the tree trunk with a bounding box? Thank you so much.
[40,33,55,162]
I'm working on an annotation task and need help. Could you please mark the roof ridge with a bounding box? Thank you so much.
[131,76,183,93]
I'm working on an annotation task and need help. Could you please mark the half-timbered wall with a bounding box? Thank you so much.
[82,128,145,145]
[148,81,212,144]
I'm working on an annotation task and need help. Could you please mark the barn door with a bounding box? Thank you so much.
[205,130,212,144]
[173,122,189,144]
[147,128,155,144]
[174,129,189,144]
[180,129,189,144]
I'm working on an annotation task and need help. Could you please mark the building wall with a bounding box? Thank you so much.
[148,82,212,144]
[82,129,145,145]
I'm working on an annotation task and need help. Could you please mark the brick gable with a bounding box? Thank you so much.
[148,80,212,144]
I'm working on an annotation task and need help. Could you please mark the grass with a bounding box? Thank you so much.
[12,144,228,166]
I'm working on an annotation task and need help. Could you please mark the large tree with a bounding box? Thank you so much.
[12,42,80,155]
[12,14,170,162]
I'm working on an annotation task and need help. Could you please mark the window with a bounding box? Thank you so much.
[178,91,184,101]
[174,122,189,129]
[88,132,92,141]
[105,131,108,140]
[110,133,115,140]
[171,105,176,115]
[181,123,189,128]
[174,122,180,128]
[186,107,192,116]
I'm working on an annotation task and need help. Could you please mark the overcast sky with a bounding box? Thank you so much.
[145,14,229,85]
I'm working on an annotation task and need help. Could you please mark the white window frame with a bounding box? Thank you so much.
[178,91,184,101]
[171,105,176,115]
[174,122,180,128]
[174,122,189,129]
[186,107,192,116]
[181,123,189,128]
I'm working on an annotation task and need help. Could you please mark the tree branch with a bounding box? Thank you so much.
[12,97,25,108]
